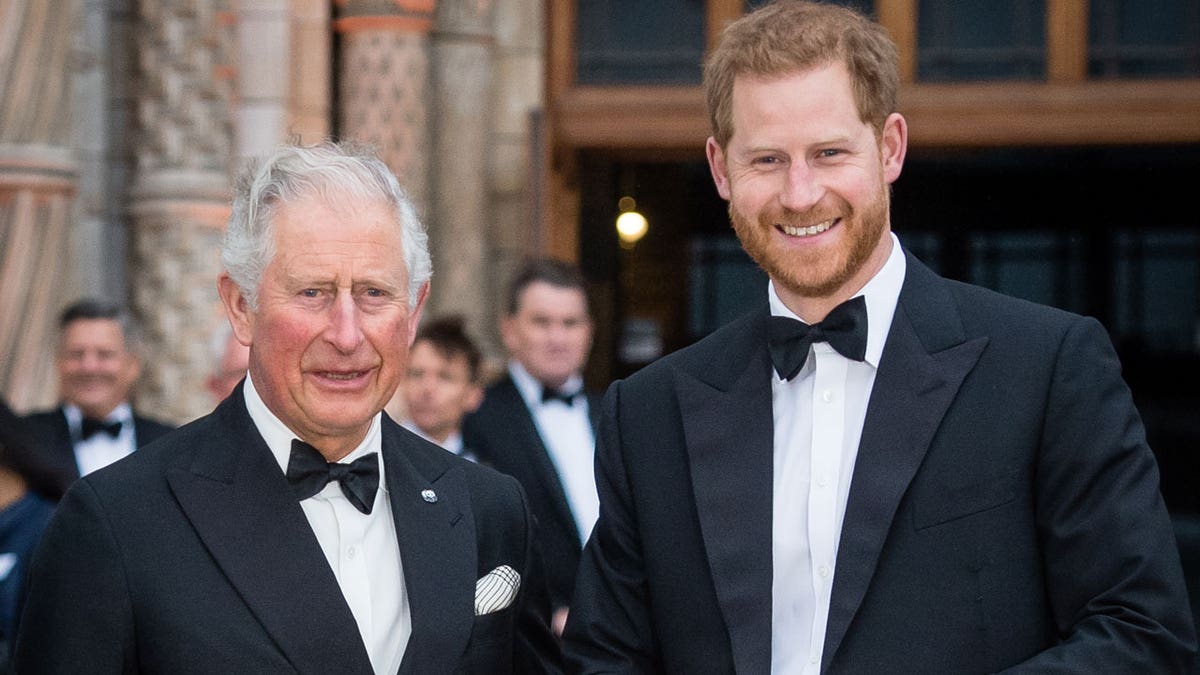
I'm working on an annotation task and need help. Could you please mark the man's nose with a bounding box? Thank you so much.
[325,292,365,353]
[779,162,824,213]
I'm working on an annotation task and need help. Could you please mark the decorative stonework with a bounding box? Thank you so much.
[337,1,436,217]
[130,0,235,423]
[0,1,81,409]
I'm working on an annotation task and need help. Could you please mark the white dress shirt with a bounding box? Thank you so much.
[509,362,599,544]
[66,402,136,477]
[244,374,410,675]
[770,234,906,674]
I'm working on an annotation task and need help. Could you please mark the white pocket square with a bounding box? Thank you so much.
[475,565,521,616]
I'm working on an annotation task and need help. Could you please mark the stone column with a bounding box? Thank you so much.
[335,0,435,218]
[429,0,494,335]
[128,0,235,423]
[484,0,544,358]
[0,1,81,409]
[289,0,332,141]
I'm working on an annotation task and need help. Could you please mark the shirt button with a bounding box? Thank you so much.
[816,476,829,488]
[347,546,357,559]
[810,655,819,665]
[821,389,833,403]
[818,565,831,578]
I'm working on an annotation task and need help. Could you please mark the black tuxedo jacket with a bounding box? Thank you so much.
[462,375,601,609]
[563,252,1196,673]
[21,406,173,500]
[14,386,562,674]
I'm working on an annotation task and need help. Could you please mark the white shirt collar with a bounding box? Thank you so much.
[508,361,584,409]
[242,372,386,491]
[767,232,907,368]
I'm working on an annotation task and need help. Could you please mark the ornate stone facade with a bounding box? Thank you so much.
[129,0,235,422]
[0,1,81,409]
[1,0,546,419]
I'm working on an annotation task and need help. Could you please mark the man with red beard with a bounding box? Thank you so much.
[562,2,1195,673]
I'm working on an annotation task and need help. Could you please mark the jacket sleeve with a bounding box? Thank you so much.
[14,479,137,673]
[1002,316,1196,672]
[562,381,660,673]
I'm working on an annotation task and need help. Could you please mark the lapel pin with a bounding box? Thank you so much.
[421,489,437,503]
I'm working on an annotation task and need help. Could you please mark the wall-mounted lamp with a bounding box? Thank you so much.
[616,195,648,249]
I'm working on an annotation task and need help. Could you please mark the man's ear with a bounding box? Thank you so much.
[217,274,254,346]
[499,314,519,354]
[705,137,732,200]
[880,112,908,185]
[464,384,484,414]
[406,282,431,347]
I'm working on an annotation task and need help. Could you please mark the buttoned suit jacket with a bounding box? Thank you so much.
[563,252,1196,674]
[462,375,601,610]
[21,406,173,500]
[14,384,562,674]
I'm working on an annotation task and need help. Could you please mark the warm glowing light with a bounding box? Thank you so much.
[616,210,649,247]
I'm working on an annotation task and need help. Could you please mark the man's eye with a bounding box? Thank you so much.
[818,149,842,158]
[301,289,320,298]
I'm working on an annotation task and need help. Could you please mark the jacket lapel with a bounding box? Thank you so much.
[821,254,987,669]
[165,390,374,675]
[498,378,577,537]
[388,421,476,675]
[677,309,776,675]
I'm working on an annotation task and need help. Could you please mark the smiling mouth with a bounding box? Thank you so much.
[319,371,368,381]
[779,218,836,237]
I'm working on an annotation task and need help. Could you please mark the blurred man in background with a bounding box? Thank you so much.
[401,316,483,461]
[463,258,600,635]
[21,299,173,499]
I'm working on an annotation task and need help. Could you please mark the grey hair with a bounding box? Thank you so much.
[221,141,432,311]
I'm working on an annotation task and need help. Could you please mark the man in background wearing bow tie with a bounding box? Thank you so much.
[563,2,1194,673]
[21,299,173,500]
[463,258,601,636]
[16,142,561,674]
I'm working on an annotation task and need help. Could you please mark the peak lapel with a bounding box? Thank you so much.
[166,393,373,675]
[386,422,475,675]
[821,257,987,670]
[677,310,775,675]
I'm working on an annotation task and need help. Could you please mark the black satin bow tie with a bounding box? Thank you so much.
[768,295,868,381]
[80,418,123,440]
[541,386,579,406]
[286,440,380,515]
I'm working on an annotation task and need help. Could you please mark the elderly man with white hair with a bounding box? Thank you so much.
[15,142,561,675]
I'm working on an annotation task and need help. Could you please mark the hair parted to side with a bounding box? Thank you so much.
[58,298,143,353]
[414,315,483,382]
[505,258,589,316]
[703,0,900,148]
[222,140,432,311]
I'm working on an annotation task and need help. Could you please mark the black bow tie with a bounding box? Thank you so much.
[541,386,579,406]
[286,440,380,515]
[768,295,868,381]
[80,418,123,440]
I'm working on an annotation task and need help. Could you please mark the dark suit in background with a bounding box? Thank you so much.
[16,388,560,674]
[464,374,601,610]
[21,407,172,500]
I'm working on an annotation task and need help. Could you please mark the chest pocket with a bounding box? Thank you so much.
[911,474,1016,531]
